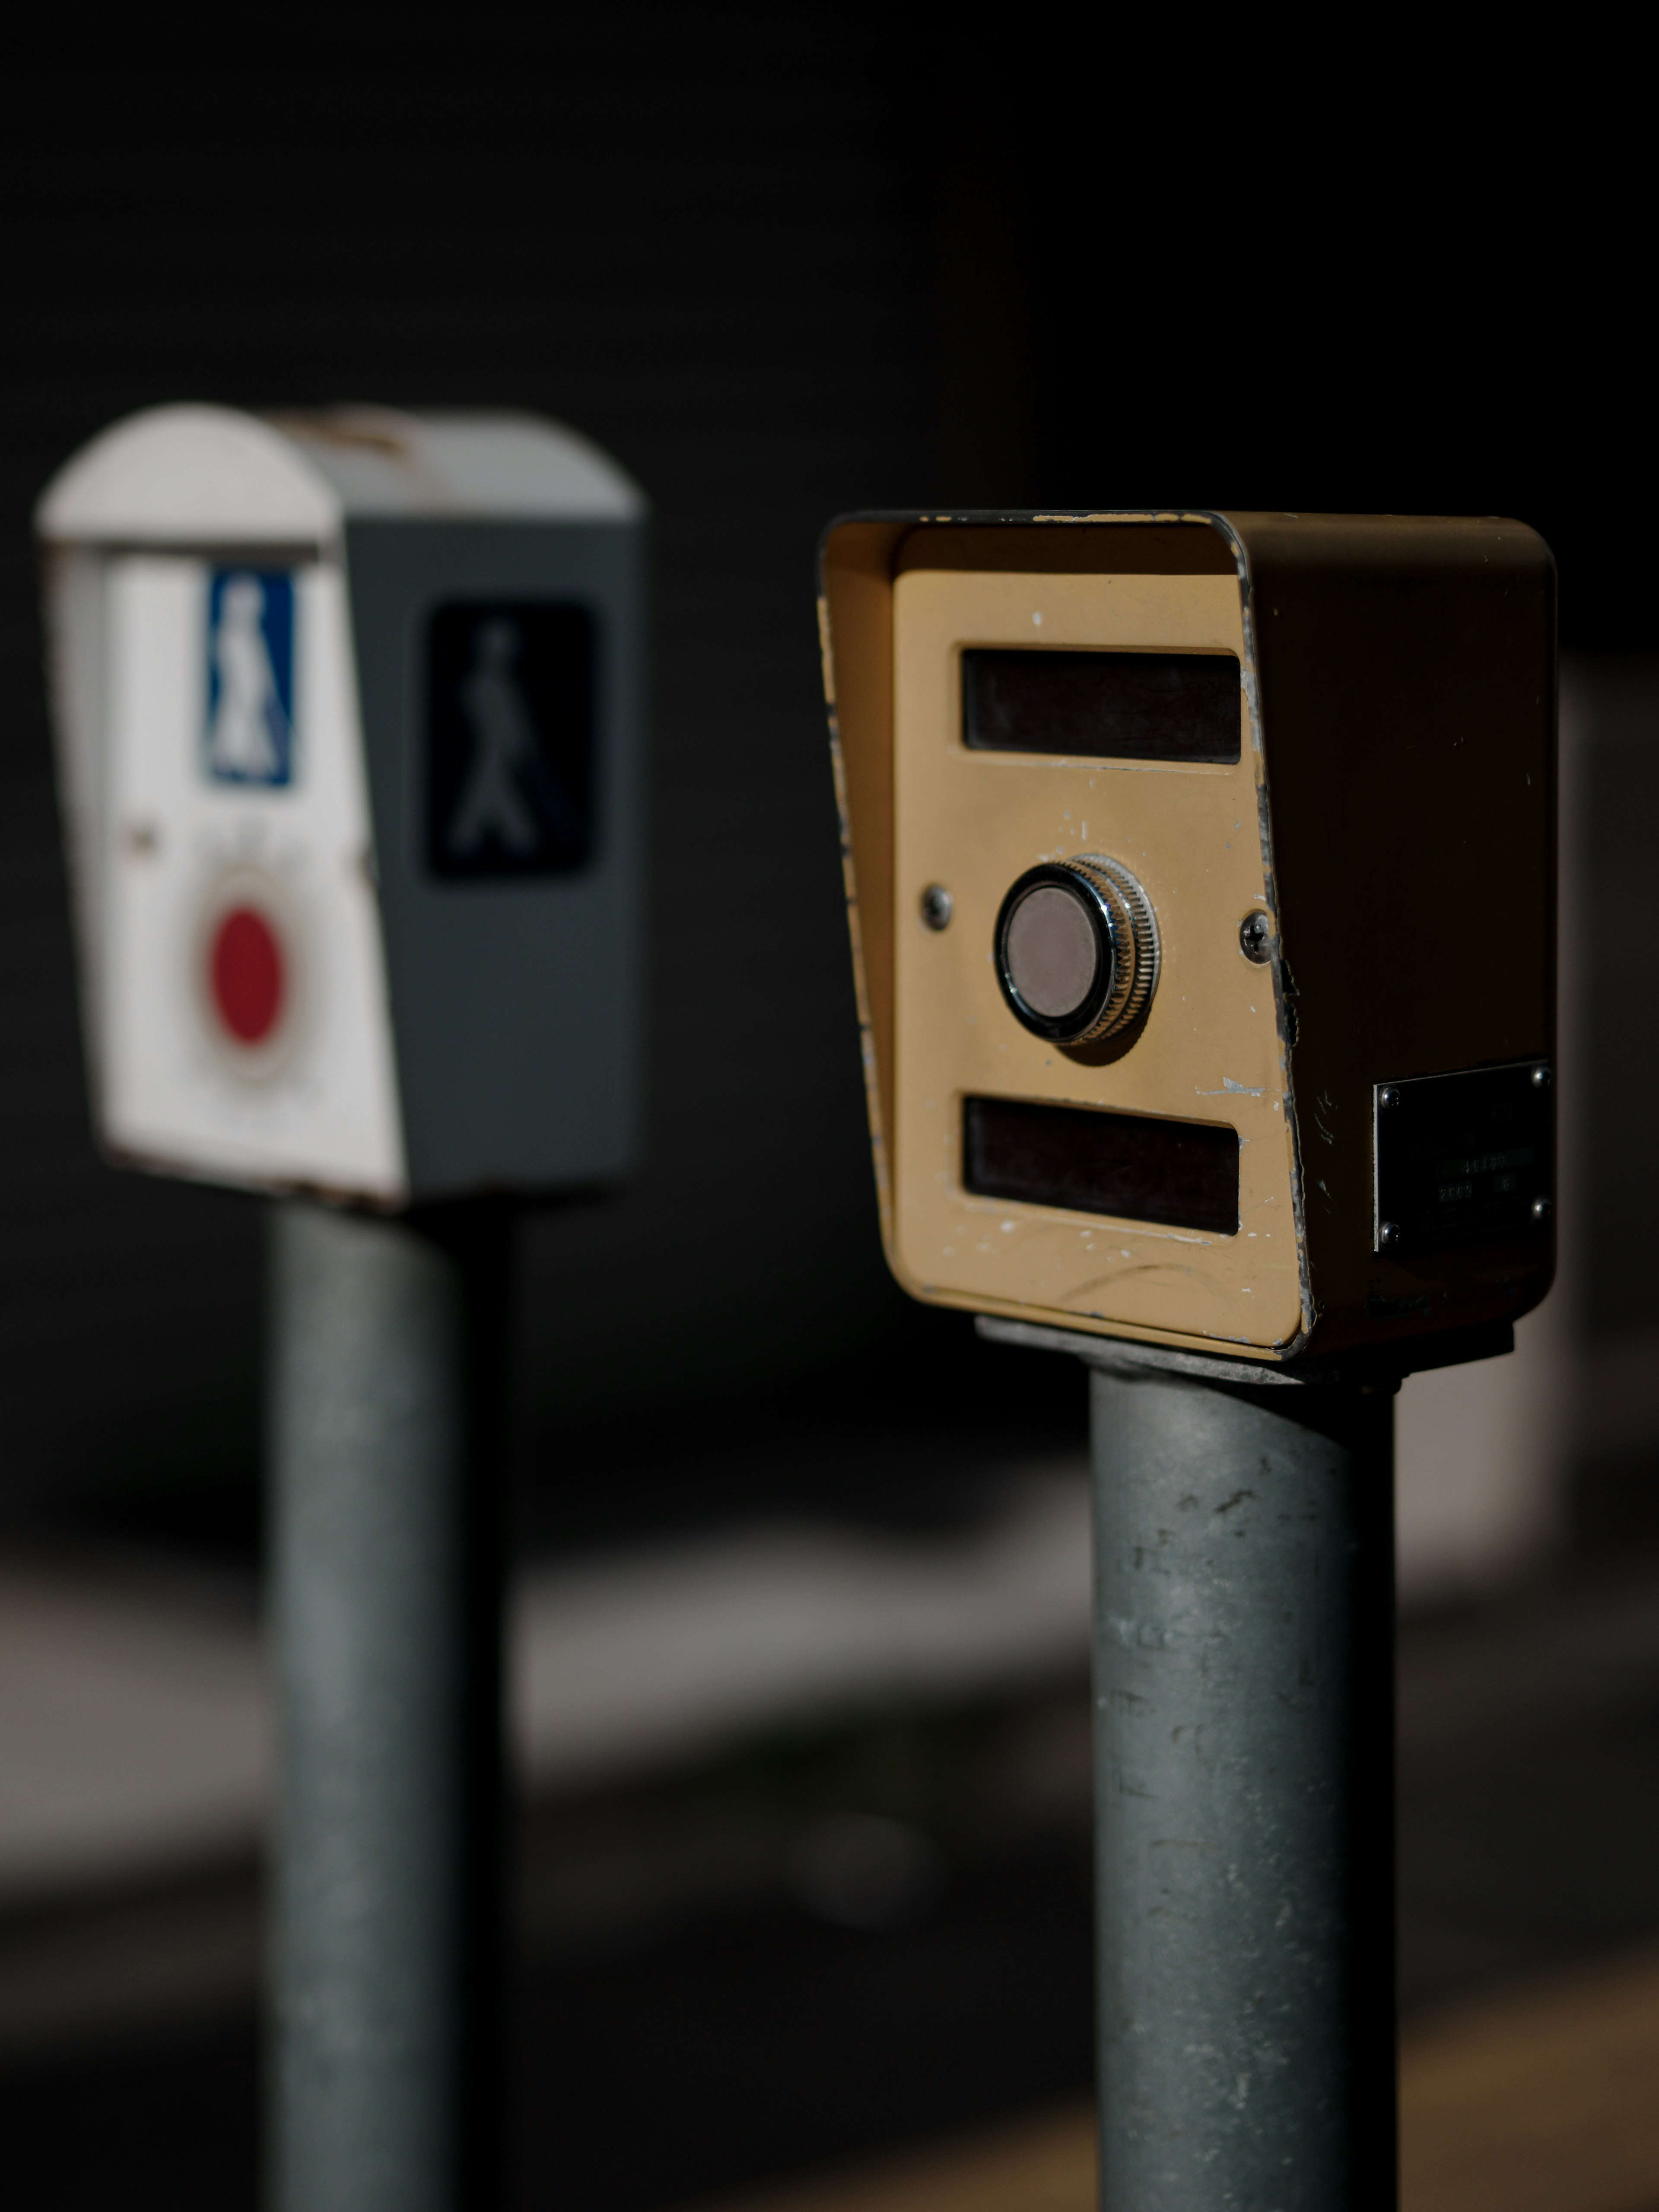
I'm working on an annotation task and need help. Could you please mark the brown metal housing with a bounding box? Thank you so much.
[819,512,1556,1366]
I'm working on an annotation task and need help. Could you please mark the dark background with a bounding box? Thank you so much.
[1,14,1647,1545]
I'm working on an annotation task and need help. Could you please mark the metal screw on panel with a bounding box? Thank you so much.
[1379,1221,1401,1247]
[1239,911,1272,963]
[1378,1087,1401,1110]
[1532,1196,1552,1222]
[920,884,953,931]
[1531,1064,1551,1090]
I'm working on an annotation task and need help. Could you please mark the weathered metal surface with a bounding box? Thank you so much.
[1090,1362,1396,2210]
[268,1198,508,2212]
[818,509,1556,1366]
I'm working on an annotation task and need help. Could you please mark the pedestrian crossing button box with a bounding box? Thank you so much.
[38,404,646,1205]
[818,512,1556,1367]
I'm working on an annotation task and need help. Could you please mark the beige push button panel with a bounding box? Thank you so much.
[891,568,1303,1351]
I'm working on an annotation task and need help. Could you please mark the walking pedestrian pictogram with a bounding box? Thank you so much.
[448,620,542,858]
[425,602,594,878]
[205,569,295,785]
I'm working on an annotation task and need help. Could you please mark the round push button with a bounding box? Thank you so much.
[1003,884,1101,1019]
[209,904,286,1046]
[994,855,1159,1046]
[195,865,306,1080]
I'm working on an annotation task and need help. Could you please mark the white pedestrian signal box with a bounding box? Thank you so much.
[37,406,646,1204]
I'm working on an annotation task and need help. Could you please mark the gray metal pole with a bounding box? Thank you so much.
[1090,1357,1396,2212]
[268,1198,511,2212]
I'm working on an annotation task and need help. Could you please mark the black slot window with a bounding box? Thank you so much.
[962,648,1240,764]
[963,1096,1239,1236]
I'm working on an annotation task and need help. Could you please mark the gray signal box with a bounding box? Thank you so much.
[37,404,646,1204]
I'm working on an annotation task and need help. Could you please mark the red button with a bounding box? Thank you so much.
[210,905,285,1046]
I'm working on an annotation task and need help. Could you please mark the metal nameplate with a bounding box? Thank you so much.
[1373,1058,1552,1256]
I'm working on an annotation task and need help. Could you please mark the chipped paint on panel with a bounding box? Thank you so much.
[890,566,1302,1351]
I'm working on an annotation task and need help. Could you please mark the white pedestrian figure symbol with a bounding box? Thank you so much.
[208,575,289,780]
[447,618,542,857]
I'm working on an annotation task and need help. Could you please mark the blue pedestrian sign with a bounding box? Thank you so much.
[205,567,295,786]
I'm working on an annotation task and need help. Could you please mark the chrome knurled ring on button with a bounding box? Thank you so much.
[992,853,1160,1046]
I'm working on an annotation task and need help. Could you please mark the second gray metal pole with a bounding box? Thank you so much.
[1090,1361,1396,2211]
[268,1198,510,2212]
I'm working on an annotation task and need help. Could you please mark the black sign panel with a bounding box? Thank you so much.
[425,601,594,878]
[962,649,1241,763]
[963,1096,1239,1235]
[1373,1060,1552,1255]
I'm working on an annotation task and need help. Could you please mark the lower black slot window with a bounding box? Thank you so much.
[963,1096,1239,1235]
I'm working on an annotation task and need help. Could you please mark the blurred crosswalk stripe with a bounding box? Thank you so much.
[1401,1944,1659,2212]
[681,1944,1659,2212]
